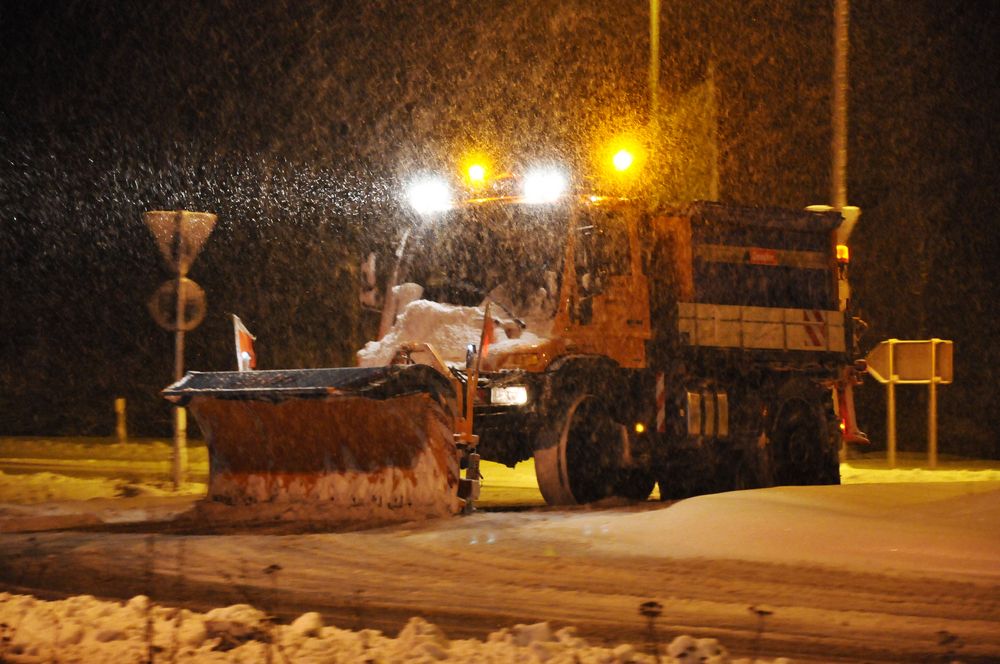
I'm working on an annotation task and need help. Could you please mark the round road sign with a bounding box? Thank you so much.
[148,278,207,332]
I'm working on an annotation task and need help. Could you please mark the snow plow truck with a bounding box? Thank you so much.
[164,170,867,521]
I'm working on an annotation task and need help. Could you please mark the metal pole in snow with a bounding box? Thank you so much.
[886,339,897,468]
[172,216,188,489]
[928,339,939,468]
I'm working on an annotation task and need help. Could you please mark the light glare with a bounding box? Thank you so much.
[522,169,567,204]
[613,149,634,172]
[406,178,452,214]
[468,164,486,184]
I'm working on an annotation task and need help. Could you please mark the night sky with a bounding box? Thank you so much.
[1,1,998,455]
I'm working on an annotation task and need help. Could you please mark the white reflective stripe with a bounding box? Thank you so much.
[679,303,845,352]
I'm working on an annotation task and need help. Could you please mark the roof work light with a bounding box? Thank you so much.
[406,177,452,214]
[522,168,568,204]
[598,134,646,187]
[612,149,635,172]
[468,163,486,185]
[461,152,492,189]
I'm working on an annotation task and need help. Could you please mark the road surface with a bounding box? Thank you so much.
[2,438,999,662]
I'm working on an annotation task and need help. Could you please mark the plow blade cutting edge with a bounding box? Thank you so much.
[163,365,462,523]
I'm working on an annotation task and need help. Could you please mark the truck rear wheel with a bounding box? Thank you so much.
[534,394,650,505]
[771,398,840,486]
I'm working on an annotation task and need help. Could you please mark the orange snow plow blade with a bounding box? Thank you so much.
[163,365,462,523]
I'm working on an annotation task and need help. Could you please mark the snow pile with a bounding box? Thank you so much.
[357,295,550,367]
[0,437,208,465]
[841,463,1000,484]
[0,470,205,533]
[0,469,204,503]
[538,482,1000,578]
[0,593,789,663]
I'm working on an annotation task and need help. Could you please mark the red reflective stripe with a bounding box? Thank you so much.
[748,247,779,265]
[802,310,825,347]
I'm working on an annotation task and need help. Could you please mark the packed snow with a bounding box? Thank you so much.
[356,292,551,367]
[0,470,204,504]
[0,592,789,663]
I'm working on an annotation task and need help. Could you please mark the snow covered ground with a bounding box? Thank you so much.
[2,438,999,662]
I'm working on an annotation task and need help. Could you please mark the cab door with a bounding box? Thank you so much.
[555,202,651,368]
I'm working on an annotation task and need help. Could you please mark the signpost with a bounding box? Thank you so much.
[866,339,953,468]
[144,210,216,488]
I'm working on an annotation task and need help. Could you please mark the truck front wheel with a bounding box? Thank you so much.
[534,394,650,505]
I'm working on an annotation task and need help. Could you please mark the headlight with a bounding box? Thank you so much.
[490,385,529,406]
[406,177,452,214]
[522,168,567,204]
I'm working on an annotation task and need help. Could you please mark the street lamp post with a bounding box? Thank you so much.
[831,0,859,244]
[649,0,660,121]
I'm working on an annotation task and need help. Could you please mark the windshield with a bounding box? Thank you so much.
[399,202,569,321]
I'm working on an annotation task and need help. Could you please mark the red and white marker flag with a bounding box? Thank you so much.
[232,314,257,371]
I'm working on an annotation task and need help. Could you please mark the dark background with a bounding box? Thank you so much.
[1,1,997,457]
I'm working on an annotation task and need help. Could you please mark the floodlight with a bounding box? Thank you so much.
[522,168,567,204]
[406,178,452,214]
[468,163,486,184]
[612,149,634,172]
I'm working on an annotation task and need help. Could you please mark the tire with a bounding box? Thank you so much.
[771,397,840,486]
[534,394,653,505]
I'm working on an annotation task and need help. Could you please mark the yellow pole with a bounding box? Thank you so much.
[114,397,127,444]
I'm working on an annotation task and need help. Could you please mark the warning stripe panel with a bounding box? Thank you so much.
[678,303,845,352]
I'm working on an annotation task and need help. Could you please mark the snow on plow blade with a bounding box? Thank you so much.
[163,365,462,523]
